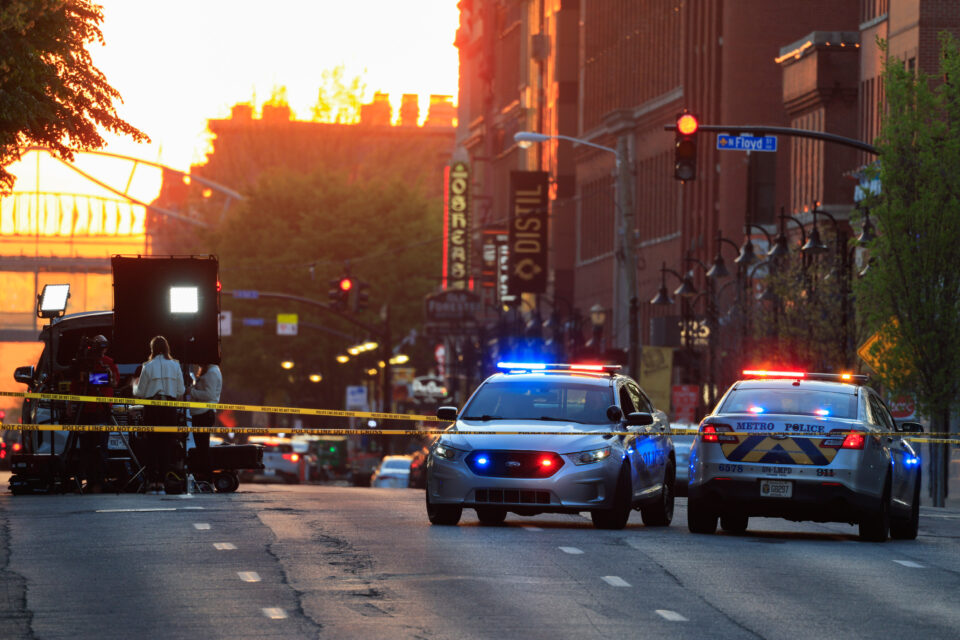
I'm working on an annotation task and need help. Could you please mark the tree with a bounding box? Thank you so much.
[211,167,442,413]
[0,1,147,193]
[855,34,960,506]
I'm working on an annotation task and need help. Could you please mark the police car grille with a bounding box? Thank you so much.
[474,488,551,505]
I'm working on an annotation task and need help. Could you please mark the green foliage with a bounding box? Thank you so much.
[0,0,147,193]
[855,34,960,417]
[211,167,442,407]
[750,248,848,371]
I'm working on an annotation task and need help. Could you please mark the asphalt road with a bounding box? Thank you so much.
[1,477,959,640]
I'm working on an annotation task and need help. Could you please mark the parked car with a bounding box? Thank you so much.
[670,421,697,496]
[241,437,303,484]
[371,455,413,488]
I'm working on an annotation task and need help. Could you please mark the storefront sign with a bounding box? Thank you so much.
[443,162,470,290]
[508,171,548,295]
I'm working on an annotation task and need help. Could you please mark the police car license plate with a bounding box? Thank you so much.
[760,479,793,498]
[107,435,126,451]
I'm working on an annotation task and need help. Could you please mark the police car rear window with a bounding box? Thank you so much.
[719,388,858,419]
[463,380,613,423]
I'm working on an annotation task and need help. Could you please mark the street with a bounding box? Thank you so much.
[2,477,959,640]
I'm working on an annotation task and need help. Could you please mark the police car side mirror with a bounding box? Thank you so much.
[14,365,34,385]
[899,421,924,433]
[626,412,654,426]
[436,406,458,421]
[606,405,623,422]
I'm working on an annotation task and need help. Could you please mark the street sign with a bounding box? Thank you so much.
[276,313,298,336]
[219,311,232,337]
[346,385,368,411]
[716,134,777,152]
[232,289,259,299]
[242,317,265,327]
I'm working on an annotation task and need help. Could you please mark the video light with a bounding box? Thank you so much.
[170,286,199,314]
[37,284,70,318]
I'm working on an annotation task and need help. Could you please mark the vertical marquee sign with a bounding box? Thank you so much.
[442,161,470,290]
[508,171,548,295]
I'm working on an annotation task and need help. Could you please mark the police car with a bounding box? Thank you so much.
[688,370,923,541]
[425,363,676,529]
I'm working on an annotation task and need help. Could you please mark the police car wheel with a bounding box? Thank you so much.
[591,464,632,530]
[859,477,891,542]
[475,507,507,525]
[426,492,462,526]
[640,459,675,527]
[890,479,920,541]
[687,497,718,534]
[720,513,749,534]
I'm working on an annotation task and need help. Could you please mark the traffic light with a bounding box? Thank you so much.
[674,111,699,181]
[353,280,370,313]
[328,276,353,311]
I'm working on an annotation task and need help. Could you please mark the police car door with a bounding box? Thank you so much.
[630,382,668,491]
[617,382,649,496]
[869,393,916,513]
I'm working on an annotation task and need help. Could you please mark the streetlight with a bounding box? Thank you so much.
[280,360,294,370]
[514,130,639,380]
[336,355,349,364]
[309,374,322,383]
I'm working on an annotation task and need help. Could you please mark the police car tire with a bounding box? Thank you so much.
[476,507,507,525]
[687,498,718,534]
[640,459,675,527]
[890,480,920,541]
[426,492,462,526]
[858,478,891,542]
[591,464,632,530]
[720,513,749,534]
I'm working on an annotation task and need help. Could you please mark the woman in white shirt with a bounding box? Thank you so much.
[134,335,186,486]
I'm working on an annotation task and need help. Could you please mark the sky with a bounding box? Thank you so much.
[10,0,461,198]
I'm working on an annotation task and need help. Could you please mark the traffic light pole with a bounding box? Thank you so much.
[663,123,879,155]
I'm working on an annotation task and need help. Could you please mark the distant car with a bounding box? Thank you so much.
[670,422,697,496]
[241,437,303,484]
[371,455,413,488]
[426,363,675,529]
[688,370,923,541]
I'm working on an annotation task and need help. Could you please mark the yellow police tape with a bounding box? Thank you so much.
[0,390,441,422]
[3,423,959,444]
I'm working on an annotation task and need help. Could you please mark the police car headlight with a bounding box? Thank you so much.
[432,443,464,461]
[569,446,612,465]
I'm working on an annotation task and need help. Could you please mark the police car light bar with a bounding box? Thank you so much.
[742,369,867,383]
[496,362,621,373]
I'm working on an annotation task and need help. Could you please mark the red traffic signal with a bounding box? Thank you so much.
[338,277,354,292]
[677,113,699,136]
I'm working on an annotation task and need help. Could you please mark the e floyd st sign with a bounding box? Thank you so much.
[508,171,548,295]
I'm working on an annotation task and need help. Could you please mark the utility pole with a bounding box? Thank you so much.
[615,134,639,380]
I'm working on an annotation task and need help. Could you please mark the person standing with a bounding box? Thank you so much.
[189,363,222,482]
[71,334,119,492]
[133,336,185,486]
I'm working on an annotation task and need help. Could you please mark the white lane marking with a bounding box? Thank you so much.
[213,542,236,550]
[193,523,211,530]
[96,508,178,513]
[178,494,194,499]
[559,546,584,555]
[183,506,205,510]
[237,571,261,582]
[523,526,543,532]
[894,560,924,568]
[602,575,630,587]
[262,608,287,620]
[656,609,689,622]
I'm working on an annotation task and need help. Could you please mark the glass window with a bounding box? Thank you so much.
[629,384,653,413]
[868,394,895,431]
[719,388,858,419]
[463,380,613,423]
[619,385,637,414]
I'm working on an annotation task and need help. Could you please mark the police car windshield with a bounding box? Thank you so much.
[462,380,613,423]
[720,388,858,419]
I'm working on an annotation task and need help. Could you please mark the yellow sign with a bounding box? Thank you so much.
[639,346,674,413]
[857,319,909,377]
[277,313,298,336]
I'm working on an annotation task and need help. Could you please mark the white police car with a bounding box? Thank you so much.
[425,363,676,529]
[688,370,923,541]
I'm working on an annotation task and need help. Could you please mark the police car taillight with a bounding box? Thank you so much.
[282,453,300,462]
[700,423,737,443]
[821,429,865,450]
